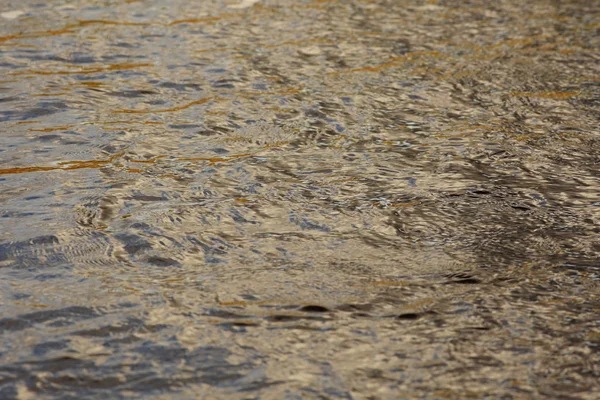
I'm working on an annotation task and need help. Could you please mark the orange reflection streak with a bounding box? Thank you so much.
[113,97,220,114]
[129,155,167,163]
[79,81,104,87]
[74,20,151,27]
[166,15,229,26]
[332,51,443,75]
[510,91,579,99]
[0,28,75,44]
[0,6,251,45]
[10,63,152,76]
[0,22,150,45]
[158,173,182,180]
[0,13,240,44]
[0,140,276,176]
[0,34,21,43]
[0,153,123,176]
[178,153,252,164]
[0,166,59,175]
[32,92,71,97]
[29,125,74,132]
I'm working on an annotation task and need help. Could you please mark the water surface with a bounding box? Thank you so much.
[1,0,599,398]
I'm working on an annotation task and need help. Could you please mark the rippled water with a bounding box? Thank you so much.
[1,0,599,398]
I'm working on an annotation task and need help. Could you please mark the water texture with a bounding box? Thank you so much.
[1,0,599,398]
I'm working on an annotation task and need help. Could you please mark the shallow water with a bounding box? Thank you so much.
[1,0,599,398]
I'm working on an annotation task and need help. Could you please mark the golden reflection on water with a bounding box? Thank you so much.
[1,0,599,398]
[10,63,153,76]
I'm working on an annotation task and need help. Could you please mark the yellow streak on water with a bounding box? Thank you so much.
[510,91,579,99]
[75,20,151,27]
[10,63,153,76]
[0,153,123,176]
[0,28,75,43]
[0,13,243,45]
[166,15,234,26]
[113,97,220,114]
[29,126,74,132]
[112,87,301,114]
[129,155,167,164]
[178,153,253,164]
[79,81,104,88]
[0,146,273,176]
